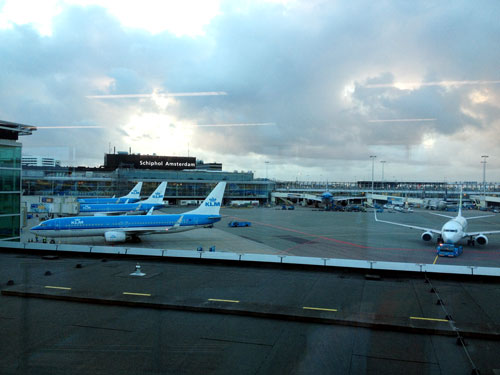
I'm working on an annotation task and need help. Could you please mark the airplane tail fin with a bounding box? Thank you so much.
[142,182,167,204]
[185,182,226,215]
[123,182,143,199]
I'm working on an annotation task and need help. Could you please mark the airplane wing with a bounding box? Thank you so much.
[94,212,129,216]
[307,195,363,203]
[464,214,495,220]
[119,228,161,236]
[171,215,183,229]
[119,216,183,235]
[374,210,442,234]
[428,212,455,219]
[334,196,366,201]
[464,230,500,237]
[110,225,170,236]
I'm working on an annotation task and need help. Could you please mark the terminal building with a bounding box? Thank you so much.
[22,152,275,206]
[0,120,36,241]
[22,155,60,167]
[21,150,500,211]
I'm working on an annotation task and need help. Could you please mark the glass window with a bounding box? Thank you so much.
[0,169,20,191]
[0,193,20,215]
[0,215,20,239]
[0,145,21,168]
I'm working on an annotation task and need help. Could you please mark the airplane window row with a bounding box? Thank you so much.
[65,222,181,227]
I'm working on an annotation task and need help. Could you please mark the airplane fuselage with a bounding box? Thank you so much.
[79,202,164,214]
[440,216,467,244]
[31,214,221,238]
[77,197,140,204]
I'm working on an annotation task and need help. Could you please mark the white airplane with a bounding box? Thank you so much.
[374,190,500,246]
[310,191,365,209]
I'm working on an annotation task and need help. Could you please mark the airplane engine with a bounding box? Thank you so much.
[474,234,488,246]
[104,231,127,242]
[421,232,433,242]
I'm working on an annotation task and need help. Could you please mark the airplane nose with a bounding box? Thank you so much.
[442,233,450,243]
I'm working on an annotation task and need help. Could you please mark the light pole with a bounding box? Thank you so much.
[370,155,376,203]
[264,161,270,205]
[481,155,488,202]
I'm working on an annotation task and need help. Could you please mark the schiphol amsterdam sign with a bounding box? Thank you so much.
[105,154,196,170]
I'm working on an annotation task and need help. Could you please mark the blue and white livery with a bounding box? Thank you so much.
[31,182,226,243]
[77,182,143,204]
[79,182,167,215]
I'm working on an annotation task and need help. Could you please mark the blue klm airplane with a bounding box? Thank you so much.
[31,182,226,243]
[78,182,167,215]
[77,182,143,204]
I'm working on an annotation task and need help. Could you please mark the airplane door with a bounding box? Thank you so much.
[54,220,60,231]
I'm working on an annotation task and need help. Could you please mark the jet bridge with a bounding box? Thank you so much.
[271,192,319,206]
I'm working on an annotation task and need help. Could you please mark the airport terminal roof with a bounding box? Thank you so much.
[0,248,498,374]
[0,119,36,141]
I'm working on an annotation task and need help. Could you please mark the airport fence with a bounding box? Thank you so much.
[1,241,499,277]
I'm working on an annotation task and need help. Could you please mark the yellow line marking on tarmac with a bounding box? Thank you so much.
[410,316,449,322]
[208,298,240,303]
[45,286,72,290]
[123,292,151,297]
[303,306,338,312]
[433,255,439,264]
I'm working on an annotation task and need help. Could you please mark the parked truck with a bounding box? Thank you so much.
[436,243,463,257]
[228,221,252,227]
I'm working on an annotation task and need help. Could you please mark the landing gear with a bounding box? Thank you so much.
[437,236,443,244]
[467,238,475,246]
[129,235,142,243]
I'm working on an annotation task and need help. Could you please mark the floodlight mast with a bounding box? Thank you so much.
[370,155,376,203]
[481,155,488,201]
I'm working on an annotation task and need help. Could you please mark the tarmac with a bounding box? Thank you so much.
[24,206,500,268]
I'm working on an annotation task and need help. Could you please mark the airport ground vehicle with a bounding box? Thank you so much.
[436,243,463,257]
[228,221,251,227]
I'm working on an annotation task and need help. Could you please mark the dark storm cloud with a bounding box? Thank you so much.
[350,76,482,146]
[0,0,499,173]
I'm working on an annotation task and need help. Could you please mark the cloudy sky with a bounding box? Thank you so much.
[1,0,500,182]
